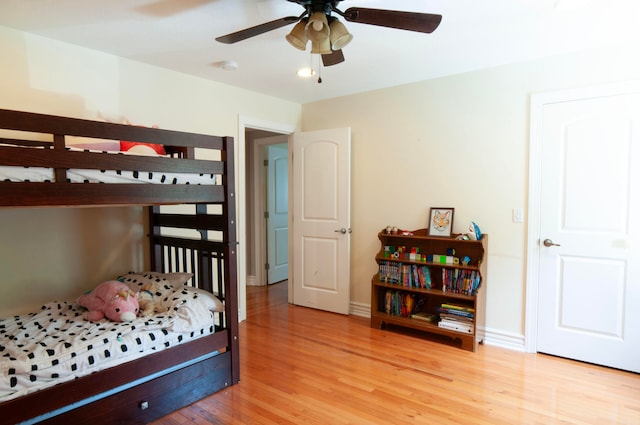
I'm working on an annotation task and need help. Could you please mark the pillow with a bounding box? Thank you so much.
[117,271,224,312]
[119,271,192,286]
[184,286,225,312]
[66,136,120,152]
[120,141,166,156]
[162,287,214,333]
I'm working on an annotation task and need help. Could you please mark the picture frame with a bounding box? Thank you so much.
[428,207,455,237]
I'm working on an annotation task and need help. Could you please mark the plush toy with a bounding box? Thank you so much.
[77,280,140,322]
[137,282,163,316]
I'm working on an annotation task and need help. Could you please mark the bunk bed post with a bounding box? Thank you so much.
[222,136,240,385]
[195,203,213,293]
[53,134,67,183]
[148,205,162,272]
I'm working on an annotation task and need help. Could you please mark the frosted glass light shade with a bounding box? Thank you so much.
[310,37,331,54]
[286,20,308,50]
[329,19,353,50]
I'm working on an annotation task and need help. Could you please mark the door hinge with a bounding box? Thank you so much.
[263,159,268,166]
[265,263,270,270]
[264,211,269,219]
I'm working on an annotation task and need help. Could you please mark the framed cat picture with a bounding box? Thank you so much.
[428,207,454,237]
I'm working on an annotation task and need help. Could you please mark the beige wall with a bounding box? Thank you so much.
[0,26,301,315]
[2,22,639,344]
[302,41,640,342]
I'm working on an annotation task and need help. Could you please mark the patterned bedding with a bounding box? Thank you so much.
[0,145,220,185]
[0,276,222,402]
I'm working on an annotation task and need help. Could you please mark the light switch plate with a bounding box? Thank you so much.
[513,208,524,223]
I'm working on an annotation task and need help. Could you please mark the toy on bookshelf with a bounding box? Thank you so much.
[380,242,485,268]
[384,226,414,236]
[469,221,482,240]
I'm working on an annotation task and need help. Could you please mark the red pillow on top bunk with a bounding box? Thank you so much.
[120,141,166,156]
[119,122,166,156]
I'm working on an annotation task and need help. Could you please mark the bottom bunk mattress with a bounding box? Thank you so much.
[0,273,224,402]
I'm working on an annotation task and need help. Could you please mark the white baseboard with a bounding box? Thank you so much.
[246,275,259,287]
[482,327,526,351]
[349,301,370,318]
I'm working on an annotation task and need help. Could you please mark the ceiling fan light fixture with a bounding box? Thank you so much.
[328,19,353,50]
[286,20,308,50]
[306,12,330,43]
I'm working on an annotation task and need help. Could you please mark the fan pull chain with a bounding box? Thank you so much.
[317,55,322,84]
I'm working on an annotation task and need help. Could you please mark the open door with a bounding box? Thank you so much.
[290,128,351,315]
[266,143,289,284]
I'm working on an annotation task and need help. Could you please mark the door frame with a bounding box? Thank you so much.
[238,115,296,322]
[524,80,640,353]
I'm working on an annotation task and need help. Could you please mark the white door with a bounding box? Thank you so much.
[291,128,351,314]
[267,143,289,284]
[534,84,640,372]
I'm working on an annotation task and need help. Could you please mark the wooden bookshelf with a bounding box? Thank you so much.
[370,228,487,351]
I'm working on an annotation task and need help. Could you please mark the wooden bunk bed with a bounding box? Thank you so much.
[0,108,239,424]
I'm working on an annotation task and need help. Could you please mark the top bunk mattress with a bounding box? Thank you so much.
[0,145,220,186]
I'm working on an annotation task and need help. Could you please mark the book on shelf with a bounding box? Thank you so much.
[410,311,438,323]
[439,313,473,323]
[438,319,474,334]
[437,303,475,320]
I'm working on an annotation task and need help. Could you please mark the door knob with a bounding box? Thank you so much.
[543,238,561,247]
[334,228,352,234]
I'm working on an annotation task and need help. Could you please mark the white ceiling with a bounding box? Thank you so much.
[0,0,638,104]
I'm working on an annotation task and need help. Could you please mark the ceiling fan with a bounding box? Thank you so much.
[215,0,442,66]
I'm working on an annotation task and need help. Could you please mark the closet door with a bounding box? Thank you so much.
[533,83,640,372]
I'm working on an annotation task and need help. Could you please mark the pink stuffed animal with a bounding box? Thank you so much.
[77,280,140,322]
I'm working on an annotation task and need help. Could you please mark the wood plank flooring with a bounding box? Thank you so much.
[152,282,640,424]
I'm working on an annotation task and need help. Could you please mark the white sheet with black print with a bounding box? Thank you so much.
[0,145,219,185]
[0,289,216,402]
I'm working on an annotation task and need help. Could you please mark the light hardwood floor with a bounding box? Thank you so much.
[152,282,640,424]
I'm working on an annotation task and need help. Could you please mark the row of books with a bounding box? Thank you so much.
[384,290,416,317]
[379,261,432,289]
[442,269,481,295]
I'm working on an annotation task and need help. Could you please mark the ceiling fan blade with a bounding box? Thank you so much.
[322,50,345,67]
[216,16,300,44]
[342,8,442,34]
